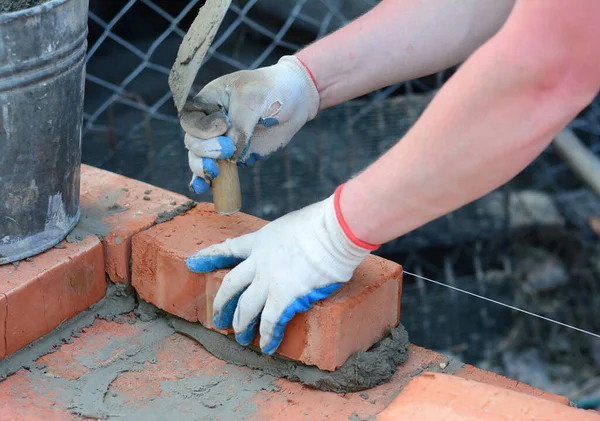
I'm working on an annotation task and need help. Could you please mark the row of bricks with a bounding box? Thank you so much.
[1,164,594,421]
[0,311,594,420]
[0,165,190,358]
[1,315,594,420]
[0,164,402,371]
[378,372,599,421]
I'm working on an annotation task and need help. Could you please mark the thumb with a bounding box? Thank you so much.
[186,232,256,273]
[226,89,274,161]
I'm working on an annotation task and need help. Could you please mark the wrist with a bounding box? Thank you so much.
[277,55,320,120]
[294,47,353,111]
[333,184,380,251]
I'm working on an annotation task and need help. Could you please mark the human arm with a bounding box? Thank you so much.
[186,0,600,355]
[298,0,516,109]
[182,0,515,190]
[340,0,600,245]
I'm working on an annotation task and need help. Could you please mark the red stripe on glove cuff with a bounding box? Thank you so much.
[334,184,380,251]
[296,56,319,91]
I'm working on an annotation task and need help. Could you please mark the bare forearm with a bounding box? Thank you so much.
[340,0,600,245]
[296,0,515,109]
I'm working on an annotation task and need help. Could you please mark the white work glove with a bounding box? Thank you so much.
[182,55,320,194]
[185,186,380,354]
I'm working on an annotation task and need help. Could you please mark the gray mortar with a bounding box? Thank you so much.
[67,205,130,243]
[65,199,194,244]
[349,413,376,421]
[0,286,470,420]
[134,297,163,322]
[10,313,280,420]
[154,200,196,224]
[0,0,49,13]
[15,317,176,420]
[89,358,278,421]
[0,282,138,380]
[169,316,411,393]
[66,321,175,419]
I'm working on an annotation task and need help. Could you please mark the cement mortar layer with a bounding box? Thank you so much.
[0,289,294,421]
[0,281,410,391]
[0,199,197,378]
[0,286,467,420]
[169,317,411,393]
[0,283,139,380]
[66,200,196,243]
[0,0,50,13]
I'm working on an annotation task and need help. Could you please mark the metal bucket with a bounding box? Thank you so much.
[0,0,88,264]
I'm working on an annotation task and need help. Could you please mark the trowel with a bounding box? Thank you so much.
[168,0,241,215]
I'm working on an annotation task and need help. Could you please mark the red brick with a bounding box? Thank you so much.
[0,293,6,360]
[376,372,598,421]
[0,234,106,357]
[454,363,569,405]
[80,164,191,284]
[131,202,403,371]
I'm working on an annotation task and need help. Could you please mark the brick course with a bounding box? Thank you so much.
[0,234,106,357]
[80,164,191,284]
[377,372,597,421]
[131,202,403,371]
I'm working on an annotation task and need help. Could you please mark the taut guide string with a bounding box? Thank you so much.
[402,270,600,340]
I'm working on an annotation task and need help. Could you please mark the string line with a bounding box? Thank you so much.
[402,270,600,340]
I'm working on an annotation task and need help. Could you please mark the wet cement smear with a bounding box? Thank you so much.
[66,204,129,243]
[155,200,196,224]
[170,317,410,393]
[0,0,50,13]
[0,283,138,381]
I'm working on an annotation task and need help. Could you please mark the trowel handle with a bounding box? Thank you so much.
[212,159,242,215]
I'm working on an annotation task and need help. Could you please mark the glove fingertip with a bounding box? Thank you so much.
[235,315,259,346]
[237,153,267,168]
[261,332,283,355]
[190,176,210,194]
[261,283,345,355]
[185,255,243,273]
[202,158,219,180]
[213,288,245,330]
[217,136,236,159]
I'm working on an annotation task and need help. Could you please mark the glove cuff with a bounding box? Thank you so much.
[277,55,320,121]
[333,184,380,251]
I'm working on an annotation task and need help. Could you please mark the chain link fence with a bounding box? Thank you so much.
[82,0,600,403]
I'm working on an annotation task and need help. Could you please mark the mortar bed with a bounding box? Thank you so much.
[0,287,451,420]
[170,316,411,393]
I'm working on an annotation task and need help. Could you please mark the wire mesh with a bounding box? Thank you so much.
[82,0,600,403]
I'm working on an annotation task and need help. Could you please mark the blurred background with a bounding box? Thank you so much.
[83,0,600,406]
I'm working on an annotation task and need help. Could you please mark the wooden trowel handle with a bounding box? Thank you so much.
[212,159,242,215]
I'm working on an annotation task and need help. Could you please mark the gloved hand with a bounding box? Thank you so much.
[185,185,379,354]
[182,55,320,194]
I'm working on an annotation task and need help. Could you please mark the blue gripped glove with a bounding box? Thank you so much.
[185,185,380,354]
[180,55,320,194]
